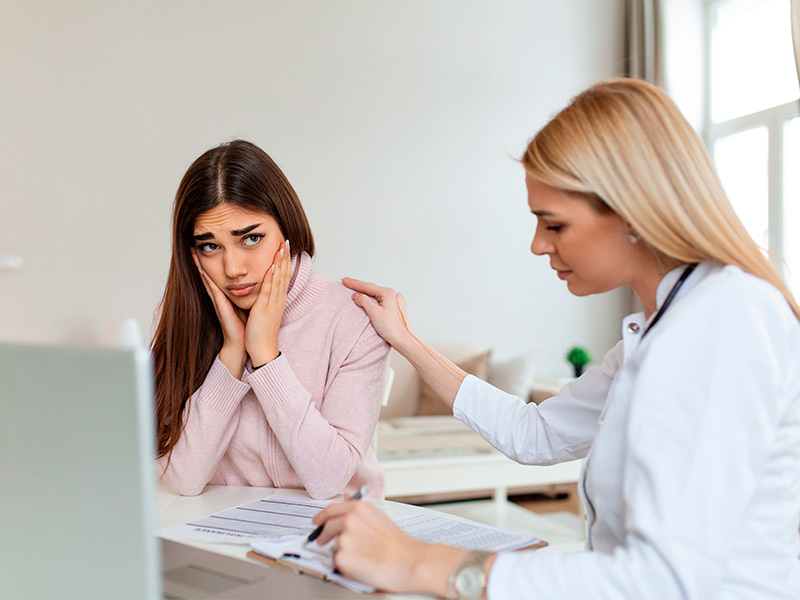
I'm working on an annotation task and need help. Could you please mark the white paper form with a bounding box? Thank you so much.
[158,494,330,544]
[250,506,541,594]
[393,512,540,552]
[160,492,541,553]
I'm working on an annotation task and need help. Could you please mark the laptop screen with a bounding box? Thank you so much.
[0,343,161,599]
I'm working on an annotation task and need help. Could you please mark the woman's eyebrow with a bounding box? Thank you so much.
[531,210,556,217]
[230,223,261,236]
[192,223,262,240]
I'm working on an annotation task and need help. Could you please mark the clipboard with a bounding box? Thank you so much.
[246,550,327,580]
[518,539,549,551]
[246,539,379,594]
[245,538,549,592]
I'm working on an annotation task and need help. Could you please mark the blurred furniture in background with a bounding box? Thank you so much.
[375,345,582,510]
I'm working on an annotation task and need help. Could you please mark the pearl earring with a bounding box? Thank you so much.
[628,233,639,244]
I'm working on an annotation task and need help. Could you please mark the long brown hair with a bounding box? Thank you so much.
[152,140,315,458]
[522,78,800,320]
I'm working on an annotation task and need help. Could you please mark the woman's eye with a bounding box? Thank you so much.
[243,234,264,246]
[546,225,563,232]
[197,242,218,252]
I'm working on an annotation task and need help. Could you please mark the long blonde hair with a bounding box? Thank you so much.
[522,78,800,320]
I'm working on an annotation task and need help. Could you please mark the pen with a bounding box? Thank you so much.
[306,484,369,545]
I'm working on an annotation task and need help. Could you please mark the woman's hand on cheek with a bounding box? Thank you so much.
[311,501,425,594]
[245,240,291,368]
[191,249,247,378]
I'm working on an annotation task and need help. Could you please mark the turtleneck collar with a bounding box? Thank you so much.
[282,252,324,324]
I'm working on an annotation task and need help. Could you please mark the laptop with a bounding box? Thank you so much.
[0,342,161,599]
[0,342,367,599]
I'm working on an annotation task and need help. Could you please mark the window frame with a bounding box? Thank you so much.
[702,0,800,277]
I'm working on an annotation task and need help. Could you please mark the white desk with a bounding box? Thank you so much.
[157,480,446,599]
[156,477,581,598]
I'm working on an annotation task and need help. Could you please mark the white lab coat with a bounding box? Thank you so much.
[453,262,800,599]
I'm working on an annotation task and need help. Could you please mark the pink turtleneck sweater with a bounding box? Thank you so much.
[157,253,390,499]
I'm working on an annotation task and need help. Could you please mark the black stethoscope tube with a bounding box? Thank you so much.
[641,263,699,340]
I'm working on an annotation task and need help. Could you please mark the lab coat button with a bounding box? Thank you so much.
[627,323,640,334]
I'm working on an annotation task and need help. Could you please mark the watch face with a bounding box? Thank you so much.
[455,566,483,599]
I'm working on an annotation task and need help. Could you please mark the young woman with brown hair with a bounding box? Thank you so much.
[311,79,800,598]
[152,140,389,499]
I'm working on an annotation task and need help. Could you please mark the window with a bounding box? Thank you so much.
[705,0,800,292]
[784,115,800,286]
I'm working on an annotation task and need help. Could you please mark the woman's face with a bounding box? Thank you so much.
[191,203,285,310]
[527,176,635,297]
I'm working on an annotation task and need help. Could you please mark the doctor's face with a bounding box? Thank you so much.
[191,203,286,310]
[527,176,634,297]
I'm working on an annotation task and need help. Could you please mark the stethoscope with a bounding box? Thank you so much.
[642,262,698,339]
[582,261,698,549]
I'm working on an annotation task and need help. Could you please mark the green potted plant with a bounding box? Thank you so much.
[566,346,593,377]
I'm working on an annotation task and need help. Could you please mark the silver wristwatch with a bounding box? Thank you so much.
[447,550,493,600]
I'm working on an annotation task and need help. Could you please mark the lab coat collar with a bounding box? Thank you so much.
[621,312,646,361]
[653,261,716,314]
[622,261,717,361]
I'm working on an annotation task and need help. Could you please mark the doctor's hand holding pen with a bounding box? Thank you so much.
[312,496,491,596]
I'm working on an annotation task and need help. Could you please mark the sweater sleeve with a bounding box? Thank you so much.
[453,341,622,465]
[156,357,251,496]
[247,323,389,500]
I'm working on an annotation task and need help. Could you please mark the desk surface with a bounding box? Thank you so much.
[157,480,440,599]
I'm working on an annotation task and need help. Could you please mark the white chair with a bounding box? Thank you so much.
[380,367,395,408]
[372,367,394,453]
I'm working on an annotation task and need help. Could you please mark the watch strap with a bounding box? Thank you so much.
[446,549,493,600]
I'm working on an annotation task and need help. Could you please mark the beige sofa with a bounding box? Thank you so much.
[379,343,546,418]
[375,345,572,503]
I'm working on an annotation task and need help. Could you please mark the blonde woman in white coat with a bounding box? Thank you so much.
[311,78,800,599]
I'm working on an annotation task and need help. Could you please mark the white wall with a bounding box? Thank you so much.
[0,0,626,378]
